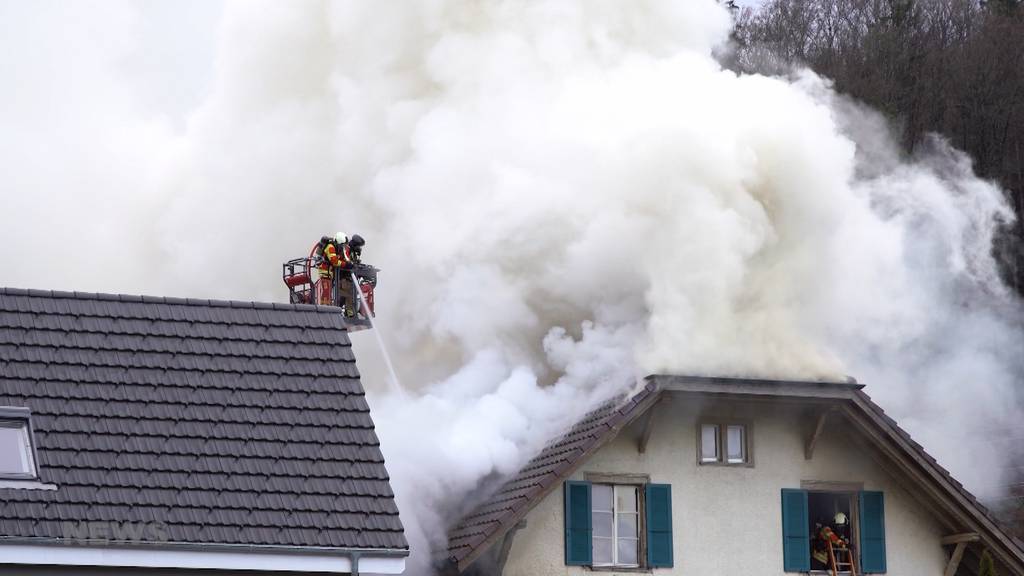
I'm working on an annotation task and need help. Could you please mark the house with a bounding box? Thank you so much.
[0,288,407,575]
[447,375,1024,575]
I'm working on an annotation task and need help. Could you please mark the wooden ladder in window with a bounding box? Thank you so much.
[827,540,858,576]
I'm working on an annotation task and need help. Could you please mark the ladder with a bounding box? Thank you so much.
[827,539,858,576]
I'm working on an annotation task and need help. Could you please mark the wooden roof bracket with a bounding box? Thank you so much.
[805,407,835,460]
[638,396,668,454]
[942,532,980,576]
[940,534,977,576]
[944,542,967,576]
[942,533,981,545]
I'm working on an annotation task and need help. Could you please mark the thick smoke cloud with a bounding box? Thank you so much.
[1,1,1021,574]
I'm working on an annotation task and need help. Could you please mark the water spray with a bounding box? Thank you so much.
[353,272,404,396]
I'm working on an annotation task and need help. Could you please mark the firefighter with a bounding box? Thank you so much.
[349,234,365,264]
[317,232,353,306]
[337,234,367,318]
[348,234,376,318]
[811,520,848,568]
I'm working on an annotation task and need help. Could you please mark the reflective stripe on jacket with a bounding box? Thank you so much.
[318,242,352,273]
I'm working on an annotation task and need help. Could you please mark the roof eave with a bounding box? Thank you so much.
[0,536,410,557]
[0,538,408,574]
[648,373,864,398]
[845,392,1024,572]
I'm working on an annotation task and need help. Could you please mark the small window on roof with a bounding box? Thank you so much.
[0,419,36,477]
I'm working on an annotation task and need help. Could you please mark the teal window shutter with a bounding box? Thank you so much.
[859,491,887,573]
[564,481,592,565]
[781,489,810,572]
[645,483,673,567]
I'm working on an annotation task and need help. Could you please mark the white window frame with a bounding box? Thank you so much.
[726,424,746,464]
[593,481,638,565]
[0,407,39,480]
[585,471,647,569]
[698,420,753,467]
[700,424,720,463]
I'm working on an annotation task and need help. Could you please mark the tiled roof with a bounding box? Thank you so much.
[0,288,407,551]
[446,382,659,568]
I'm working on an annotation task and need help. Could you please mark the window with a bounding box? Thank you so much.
[781,488,886,573]
[700,424,719,462]
[0,412,36,478]
[807,491,854,572]
[726,425,745,463]
[565,480,673,568]
[699,422,750,465]
[592,484,639,567]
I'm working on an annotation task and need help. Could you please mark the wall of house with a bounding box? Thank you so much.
[501,398,950,576]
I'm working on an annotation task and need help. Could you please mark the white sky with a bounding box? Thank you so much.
[0,0,223,127]
[0,0,766,140]
[123,0,223,124]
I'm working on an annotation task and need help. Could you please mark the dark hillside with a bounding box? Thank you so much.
[732,0,1024,292]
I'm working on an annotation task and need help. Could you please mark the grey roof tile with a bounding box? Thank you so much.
[0,288,406,552]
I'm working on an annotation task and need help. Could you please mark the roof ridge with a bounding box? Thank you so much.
[0,286,339,314]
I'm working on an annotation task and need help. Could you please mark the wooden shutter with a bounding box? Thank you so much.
[564,481,592,565]
[859,491,887,573]
[645,483,673,567]
[781,489,810,572]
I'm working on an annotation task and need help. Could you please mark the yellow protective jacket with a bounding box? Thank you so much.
[318,242,352,277]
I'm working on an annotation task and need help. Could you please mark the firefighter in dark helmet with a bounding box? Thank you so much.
[339,234,366,317]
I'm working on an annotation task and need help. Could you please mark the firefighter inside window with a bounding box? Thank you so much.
[281,232,378,330]
[809,492,854,572]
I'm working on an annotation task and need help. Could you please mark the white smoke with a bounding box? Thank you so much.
[1,1,1021,574]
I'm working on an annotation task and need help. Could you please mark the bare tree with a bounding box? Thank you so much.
[734,0,1024,291]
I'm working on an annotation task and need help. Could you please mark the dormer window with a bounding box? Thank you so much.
[0,408,37,479]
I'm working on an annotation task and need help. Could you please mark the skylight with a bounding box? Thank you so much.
[0,412,36,478]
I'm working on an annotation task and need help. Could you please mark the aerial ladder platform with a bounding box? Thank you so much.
[282,241,379,332]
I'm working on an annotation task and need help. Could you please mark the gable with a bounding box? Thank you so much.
[447,375,1024,574]
[499,398,946,575]
[0,288,407,553]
